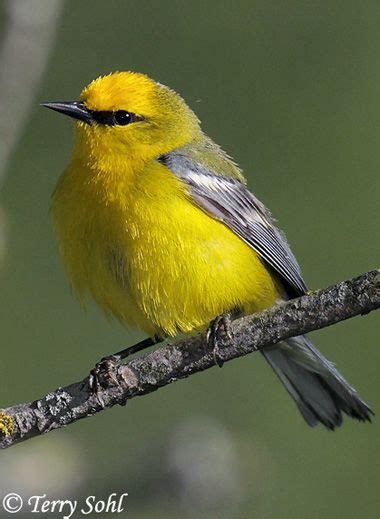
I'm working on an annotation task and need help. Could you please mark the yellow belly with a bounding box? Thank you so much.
[52,161,280,337]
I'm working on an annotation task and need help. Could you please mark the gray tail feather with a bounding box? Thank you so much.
[261,336,373,429]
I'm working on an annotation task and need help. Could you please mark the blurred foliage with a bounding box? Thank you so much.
[0,1,379,518]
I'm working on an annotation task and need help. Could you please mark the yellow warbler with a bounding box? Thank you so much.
[44,71,371,429]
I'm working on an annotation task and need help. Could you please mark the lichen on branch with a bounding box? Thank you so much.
[1,269,379,449]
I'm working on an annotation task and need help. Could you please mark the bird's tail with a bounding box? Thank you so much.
[261,336,373,429]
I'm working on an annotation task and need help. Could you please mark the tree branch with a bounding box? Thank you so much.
[1,269,379,449]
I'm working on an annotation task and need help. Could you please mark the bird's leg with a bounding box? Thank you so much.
[89,336,160,394]
[105,337,160,363]
[207,312,234,368]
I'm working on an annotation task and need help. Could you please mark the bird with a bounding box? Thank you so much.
[43,71,372,429]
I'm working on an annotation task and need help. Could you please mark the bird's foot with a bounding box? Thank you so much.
[207,313,234,368]
[88,337,159,405]
[89,354,121,400]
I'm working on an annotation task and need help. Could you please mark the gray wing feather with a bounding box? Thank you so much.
[160,152,307,297]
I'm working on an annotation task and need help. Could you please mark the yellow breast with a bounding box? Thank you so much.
[52,160,280,337]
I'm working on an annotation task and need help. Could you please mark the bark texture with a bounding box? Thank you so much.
[1,269,379,449]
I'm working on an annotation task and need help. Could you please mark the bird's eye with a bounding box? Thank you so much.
[114,110,132,126]
[89,109,142,126]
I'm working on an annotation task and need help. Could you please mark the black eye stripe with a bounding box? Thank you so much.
[89,110,142,126]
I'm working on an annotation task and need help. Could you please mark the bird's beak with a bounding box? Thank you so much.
[41,101,92,124]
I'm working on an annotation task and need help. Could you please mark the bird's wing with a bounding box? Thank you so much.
[159,152,307,297]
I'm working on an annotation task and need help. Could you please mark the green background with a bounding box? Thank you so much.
[0,1,379,517]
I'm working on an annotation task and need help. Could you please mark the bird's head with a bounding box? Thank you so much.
[43,71,200,170]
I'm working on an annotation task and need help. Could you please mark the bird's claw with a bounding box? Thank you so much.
[89,355,120,400]
[207,313,233,368]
